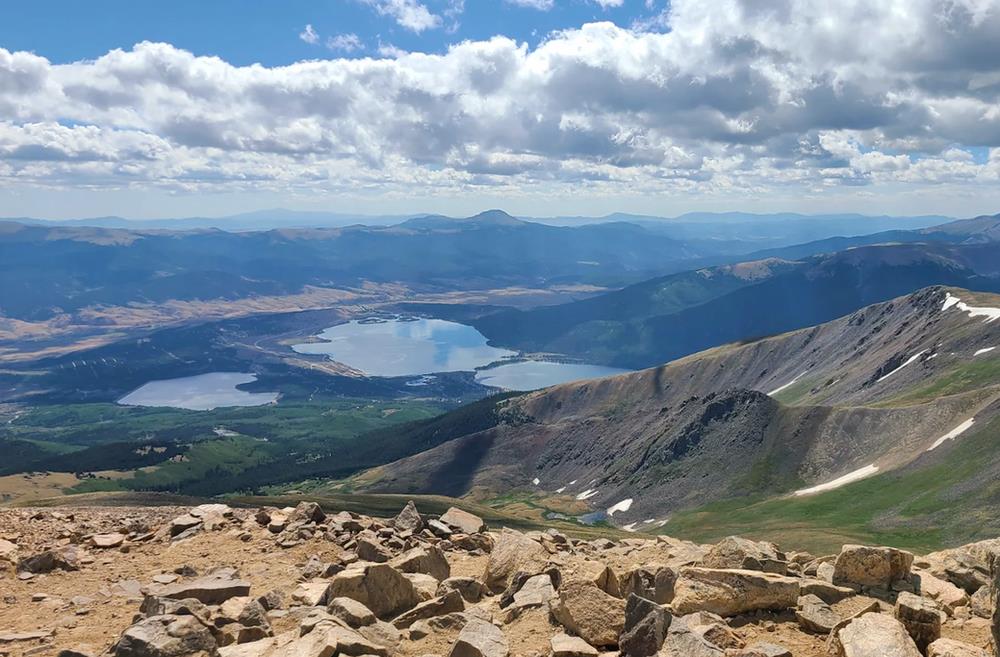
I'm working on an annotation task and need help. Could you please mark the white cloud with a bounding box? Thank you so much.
[326,33,364,53]
[299,24,319,45]
[1,0,1000,206]
[592,0,625,7]
[505,0,556,10]
[362,0,442,32]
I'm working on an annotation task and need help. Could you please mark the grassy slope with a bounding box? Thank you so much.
[661,415,1000,554]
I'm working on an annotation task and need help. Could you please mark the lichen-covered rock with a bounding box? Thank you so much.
[324,563,421,620]
[833,545,914,591]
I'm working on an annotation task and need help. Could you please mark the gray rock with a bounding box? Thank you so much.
[114,615,218,657]
[392,590,465,629]
[392,501,425,533]
[149,576,251,605]
[440,508,486,535]
[438,577,486,603]
[894,591,943,652]
[619,594,670,657]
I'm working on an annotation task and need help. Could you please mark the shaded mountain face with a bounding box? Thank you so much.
[361,286,1000,532]
[474,240,1000,368]
[0,212,704,322]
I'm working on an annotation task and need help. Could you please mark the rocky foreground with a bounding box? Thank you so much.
[0,502,997,657]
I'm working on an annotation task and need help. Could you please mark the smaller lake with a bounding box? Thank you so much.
[474,361,631,391]
[118,372,278,411]
[291,318,516,378]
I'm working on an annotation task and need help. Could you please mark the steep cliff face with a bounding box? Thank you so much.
[361,286,1000,527]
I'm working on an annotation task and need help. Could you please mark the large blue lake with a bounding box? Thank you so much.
[292,317,629,391]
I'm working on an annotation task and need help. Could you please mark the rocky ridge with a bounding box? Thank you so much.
[1,501,998,657]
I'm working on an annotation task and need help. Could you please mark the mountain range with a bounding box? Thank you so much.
[361,285,1000,547]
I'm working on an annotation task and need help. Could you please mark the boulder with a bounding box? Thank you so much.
[438,577,486,603]
[391,590,464,628]
[573,561,621,598]
[620,565,675,604]
[447,619,509,657]
[289,501,325,524]
[507,573,557,610]
[392,501,424,533]
[327,597,376,628]
[926,638,991,657]
[114,615,218,657]
[440,508,486,535]
[0,538,16,561]
[91,533,126,549]
[168,514,202,537]
[702,537,787,575]
[549,580,625,648]
[799,579,855,604]
[659,614,725,657]
[915,570,969,613]
[671,568,799,617]
[324,563,421,620]
[551,632,599,657]
[829,613,920,657]
[833,545,914,591]
[894,591,943,651]
[356,537,392,563]
[482,529,549,593]
[391,545,450,581]
[619,593,670,657]
[991,550,1000,654]
[17,547,81,574]
[151,576,251,605]
[795,594,839,634]
[922,538,1000,593]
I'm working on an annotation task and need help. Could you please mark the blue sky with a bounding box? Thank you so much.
[0,0,999,220]
[1,1,655,66]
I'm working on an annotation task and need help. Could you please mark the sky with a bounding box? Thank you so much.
[1,0,1000,219]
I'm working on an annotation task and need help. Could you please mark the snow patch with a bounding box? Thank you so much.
[877,350,928,383]
[768,371,808,396]
[943,294,1000,323]
[794,464,879,496]
[555,486,566,493]
[606,498,634,516]
[576,489,599,500]
[974,347,996,357]
[621,523,638,532]
[927,418,975,451]
[532,478,540,486]
[568,480,577,486]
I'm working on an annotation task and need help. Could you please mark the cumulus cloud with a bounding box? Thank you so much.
[1,0,1000,202]
[299,24,319,45]
[505,0,556,9]
[325,33,364,53]
[361,0,442,32]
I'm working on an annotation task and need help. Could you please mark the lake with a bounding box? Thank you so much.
[291,317,516,378]
[118,372,278,411]
[474,360,630,391]
[292,317,630,390]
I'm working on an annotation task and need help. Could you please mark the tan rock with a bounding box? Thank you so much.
[795,594,839,634]
[392,590,464,628]
[549,580,625,648]
[671,568,799,617]
[324,563,421,620]
[702,537,787,574]
[113,615,218,657]
[830,613,920,657]
[915,570,969,612]
[483,528,549,593]
[440,508,486,535]
[151,575,251,605]
[550,632,599,657]
[447,618,509,657]
[832,545,914,591]
[894,591,943,651]
[90,533,125,549]
[926,638,991,657]
[391,545,450,581]
[327,597,376,628]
